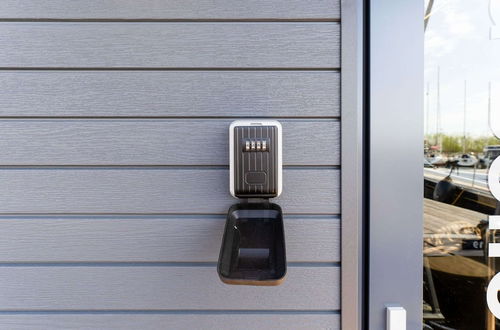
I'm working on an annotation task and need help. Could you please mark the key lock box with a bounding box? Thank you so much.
[217,120,286,286]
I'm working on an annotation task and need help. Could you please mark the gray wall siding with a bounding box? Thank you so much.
[0,1,340,20]
[0,2,341,329]
[0,315,340,330]
[0,23,339,68]
[0,267,339,309]
[0,169,339,213]
[0,71,340,117]
[0,120,340,165]
[0,216,340,262]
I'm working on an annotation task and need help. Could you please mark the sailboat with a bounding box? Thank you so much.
[426,67,449,166]
[456,153,478,167]
[457,81,479,167]
[427,153,448,166]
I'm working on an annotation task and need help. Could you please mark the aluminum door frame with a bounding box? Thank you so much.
[341,0,365,328]
[368,0,423,329]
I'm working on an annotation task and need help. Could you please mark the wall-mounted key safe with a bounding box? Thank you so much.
[229,120,282,198]
[218,120,286,286]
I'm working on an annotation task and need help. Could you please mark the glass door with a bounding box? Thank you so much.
[423,1,500,328]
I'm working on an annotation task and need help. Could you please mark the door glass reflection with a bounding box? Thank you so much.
[424,0,500,328]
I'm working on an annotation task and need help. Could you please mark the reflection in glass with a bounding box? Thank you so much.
[424,0,500,328]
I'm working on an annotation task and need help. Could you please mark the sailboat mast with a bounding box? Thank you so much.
[436,66,441,148]
[426,82,430,140]
[488,81,499,140]
[463,80,467,153]
[489,81,492,133]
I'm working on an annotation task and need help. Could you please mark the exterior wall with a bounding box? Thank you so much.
[0,1,342,329]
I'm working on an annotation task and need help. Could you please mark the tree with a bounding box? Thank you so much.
[441,135,461,153]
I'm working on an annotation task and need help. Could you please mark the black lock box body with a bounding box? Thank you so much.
[229,121,282,198]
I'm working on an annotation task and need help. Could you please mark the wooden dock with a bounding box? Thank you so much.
[424,198,487,257]
[424,198,492,277]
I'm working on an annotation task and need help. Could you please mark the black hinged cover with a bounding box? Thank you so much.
[217,202,286,286]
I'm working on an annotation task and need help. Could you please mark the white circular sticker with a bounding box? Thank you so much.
[488,156,500,202]
[487,272,500,319]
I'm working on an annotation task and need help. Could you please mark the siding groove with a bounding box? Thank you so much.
[0,19,341,23]
[0,67,341,70]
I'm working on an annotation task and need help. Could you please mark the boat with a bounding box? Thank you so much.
[424,158,435,168]
[427,153,448,166]
[456,154,478,167]
[478,145,500,169]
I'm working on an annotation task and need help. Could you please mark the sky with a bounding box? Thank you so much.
[425,0,500,138]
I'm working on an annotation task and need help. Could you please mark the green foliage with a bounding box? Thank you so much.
[442,135,462,153]
[425,134,500,154]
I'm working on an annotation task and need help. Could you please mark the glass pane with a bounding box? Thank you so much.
[424,1,500,328]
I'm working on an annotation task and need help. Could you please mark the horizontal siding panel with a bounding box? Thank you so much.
[0,266,339,310]
[0,71,339,117]
[0,23,339,68]
[0,120,339,165]
[0,0,340,20]
[0,216,339,262]
[0,169,339,214]
[0,314,340,330]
